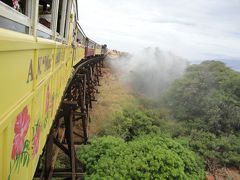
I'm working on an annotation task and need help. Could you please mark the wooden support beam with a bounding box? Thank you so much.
[34,56,105,179]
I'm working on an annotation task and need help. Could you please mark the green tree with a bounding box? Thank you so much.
[101,108,161,141]
[181,131,240,168]
[78,136,205,179]
[165,61,240,134]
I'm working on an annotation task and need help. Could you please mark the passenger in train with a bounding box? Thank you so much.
[1,0,23,12]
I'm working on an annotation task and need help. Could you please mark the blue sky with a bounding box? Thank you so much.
[78,0,240,66]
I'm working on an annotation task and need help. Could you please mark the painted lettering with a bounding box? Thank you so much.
[27,59,33,83]
[43,55,51,71]
[55,50,61,64]
[36,55,52,78]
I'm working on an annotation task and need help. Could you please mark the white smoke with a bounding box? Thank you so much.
[108,47,188,99]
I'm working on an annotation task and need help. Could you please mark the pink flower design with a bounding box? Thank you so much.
[45,86,50,115]
[11,106,30,160]
[33,125,41,157]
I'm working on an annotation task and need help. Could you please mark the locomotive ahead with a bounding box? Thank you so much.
[0,0,106,179]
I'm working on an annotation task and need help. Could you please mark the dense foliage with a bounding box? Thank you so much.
[165,61,240,135]
[78,136,205,179]
[161,61,240,168]
[176,131,240,169]
[76,60,240,178]
[100,108,161,141]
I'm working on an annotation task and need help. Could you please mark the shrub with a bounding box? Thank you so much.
[185,131,240,168]
[78,136,205,179]
[100,108,161,140]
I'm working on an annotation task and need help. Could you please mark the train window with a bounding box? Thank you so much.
[64,0,71,39]
[0,15,28,33]
[56,0,62,33]
[38,0,53,29]
[0,0,31,33]
[37,0,70,41]
[76,22,86,45]
[56,0,70,42]
[89,42,92,48]
[37,0,58,39]
[77,29,84,44]
[37,29,51,39]
[0,0,30,16]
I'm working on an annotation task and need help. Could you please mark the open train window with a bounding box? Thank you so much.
[0,0,72,40]
[56,0,61,33]
[0,0,31,33]
[37,0,54,39]
[63,0,69,39]
[37,0,69,41]
[88,40,94,49]
[77,28,85,45]
[38,0,53,29]
[0,0,30,15]
[56,0,68,42]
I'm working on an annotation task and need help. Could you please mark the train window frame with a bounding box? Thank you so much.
[37,0,56,39]
[36,22,53,38]
[77,28,84,45]
[0,0,73,41]
[0,0,31,34]
[36,0,70,42]
[57,0,67,37]
[53,0,68,43]
[63,0,71,42]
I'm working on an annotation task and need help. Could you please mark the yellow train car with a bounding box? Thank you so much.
[95,43,102,56]
[0,0,80,179]
[74,44,85,66]
[73,23,86,66]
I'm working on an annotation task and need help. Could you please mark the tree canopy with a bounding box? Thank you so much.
[78,136,205,180]
[165,61,240,134]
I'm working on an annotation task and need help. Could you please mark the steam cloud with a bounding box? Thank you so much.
[108,47,188,99]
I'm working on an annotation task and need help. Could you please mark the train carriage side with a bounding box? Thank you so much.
[73,23,86,66]
[0,0,77,179]
[94,43,102,56]
[85,38,95,58]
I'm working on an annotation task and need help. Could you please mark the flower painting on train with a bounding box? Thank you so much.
[9,106,31,179]
[11,106,30,160]
[33,123,41,158]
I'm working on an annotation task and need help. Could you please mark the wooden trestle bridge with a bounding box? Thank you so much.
[34,56,105,180]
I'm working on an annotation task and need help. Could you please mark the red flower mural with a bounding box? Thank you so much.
[33,125,41,157]
[11,106,30,160]
[45,86,50,115]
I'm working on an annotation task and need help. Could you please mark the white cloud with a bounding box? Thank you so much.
[77,0,240,62]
